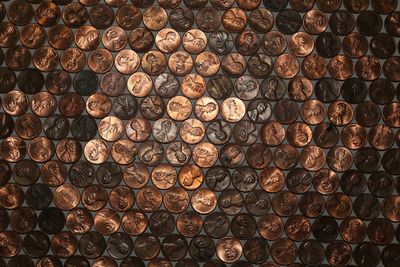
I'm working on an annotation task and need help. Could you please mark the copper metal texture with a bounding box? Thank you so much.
[1,0,400,266]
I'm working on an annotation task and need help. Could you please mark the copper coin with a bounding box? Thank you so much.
[87,48,113,74]
[136,186,162,212]
[249,8,273,32]
[259,167,285,193]
[41,160,67,187]
[128,27,154,53]
[194,96,219,122]
[53,184,80,210]
[122,209,148,236]
[116,4,142,30]
[0,230,22,257]
[2,90,29,116]
[261,31,287,56]
[258,213,284,240]
[303,9,328,35]
[62,2,89,28]
[123,162,150,189]
[221,53,247,77]
[216,237,242,263]
[143,7,168,30]
[209,30,234,55]
[191,188,217,214]
[194,51,220,77]
[88,3,115,29]
[20,24,46,49]
[270,238,297,266]
[220,97,246,123]
[300,99,325,124]
[60,48,86,73]
[66,208,93,235]
[15,113,42,140]
[167,96,192,121]
[274,54,300,79]
[286,168,312,194]
[94,208,120,235]
[272,191,298,217]
[127,72,153,97]
[142,50,167,76]
[169,7,194,32]
[151,163,176,190]
[328,100,353,126]
[101,26,127,52]
[47,24,73,50]
[126,117,152,142]
[0,136,26,163]
[196,7,221,32]
[168,51,193,76]
[222,8,248,33]
[98,116,124,142]
[83,138,110,164]
[56,138,81,164]
[325,241,352,267]
[7,0,34,26]
[138,140,164,166]
[260,121,285,146]
[74,25,100,51]
[164,187,189,213]
[192,142,218,168]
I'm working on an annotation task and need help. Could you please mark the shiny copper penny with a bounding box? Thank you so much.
[181,73,206,99]
[136,186,163,212]
[102,26,127,52]
[168,51,194,76]
[178,164,204,190]
[163,187,189,213]
[303,9,328,35]
[74,25,100,51]
[122,209,148,236]
[220,97,246,123]
[274,54,300,79]
[156,28,181,53]
[222,8,248,33]
[143,6,168,30]
[87,48,113,74]
[60,48,86,73]
[53,184,80,210]
[216,236,242,263]
[83,138,110,164]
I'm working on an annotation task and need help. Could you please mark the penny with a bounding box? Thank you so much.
[189,235,215,261]
[195,51,220,77]
[136,186,163,212]
[74,25,100,51]
[216,237,242,263]
[138,140,164,166]
[180,118,205,144]
[196,7,221,32]
[367,218,394,245]
[94,208,121,235]
[285,214,311,241]
[312,215,338,242]
[381,195,400,222]
[0,67,17,94]
[122,209,148,236]
[315,32,341,58]
[143,6,167,30]
[233,75,259,101]
[154,73,180,98]
[368,124,394,150]
[386,11,400,37]
[126,117,152,142]
[288,32,314,57]
[0,137,26,163]
[272,191,298,217]
[51,231,78,258]
[64,256,90,267]
[193,96,219,122]
[92,256,118,267]
[232,120,258,146]
[341,124,367,150]
[221,53,247,77]
[60,48,86,73]
[273,144,299,170]
[211,0,235,10]
[79,231,106,258]
[20,24,46,49]
[355,101,381,127]
[176,211,203,237]
[115,4,141,30]
[134,233,161,260]
[0,230,22,257]
[102,26,127,52]
[15,114,41,140]
[128,27,154,53]
[220,97,246,123]
[354,193,381,220]
[339,216,366,244]
[222,8,248,33]
[166,141,191,167]
[142,50,167,76]
[2,90,29,116]
[62,2,89,28]
[53,184,80,210]
[357,11,383,36]
[84,138,110,164]
[325,241,352,267]
[340,170,367,196]
[150,163,176,190]
[41,160,67,187]
[286,168,311,194]
[274,54,300,79]
[88,3,114,29]
[343,0,368,13]
[7,0,34,26]
[354,147,381,173]
[209,30,234,55]
[87,48,113,74]
[259,167,285,193]
[274,98,300,124]
[276,9,302,35]
[260,121,285,146]
[36,256,62,267]
[71,115,97,141]
[168,51,194,76]
[44,70,71,95]
[161,234,188,261]
[66,208,93,234]
[10,207,36,233]
[169,7,194,32]
[47,24,73,50]
[298,239,324,266]
[270,238,297,266]
[248,8,273,32]
[164,187,189,213]
[192,142,218,168]
[303,9,328,34]
[326,193,353,219]
[258,213,284,240]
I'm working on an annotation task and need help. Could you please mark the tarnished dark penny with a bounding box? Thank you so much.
[169,7,194,32]
[62,2,89,28]
[79,231,106,259]
[357,11,383,36]
[325,241,352,267]
[134,233,161,260]
[128,27,154,53]
[51,231,78,258]
[0,230,22,257]
[270,238,297,266]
